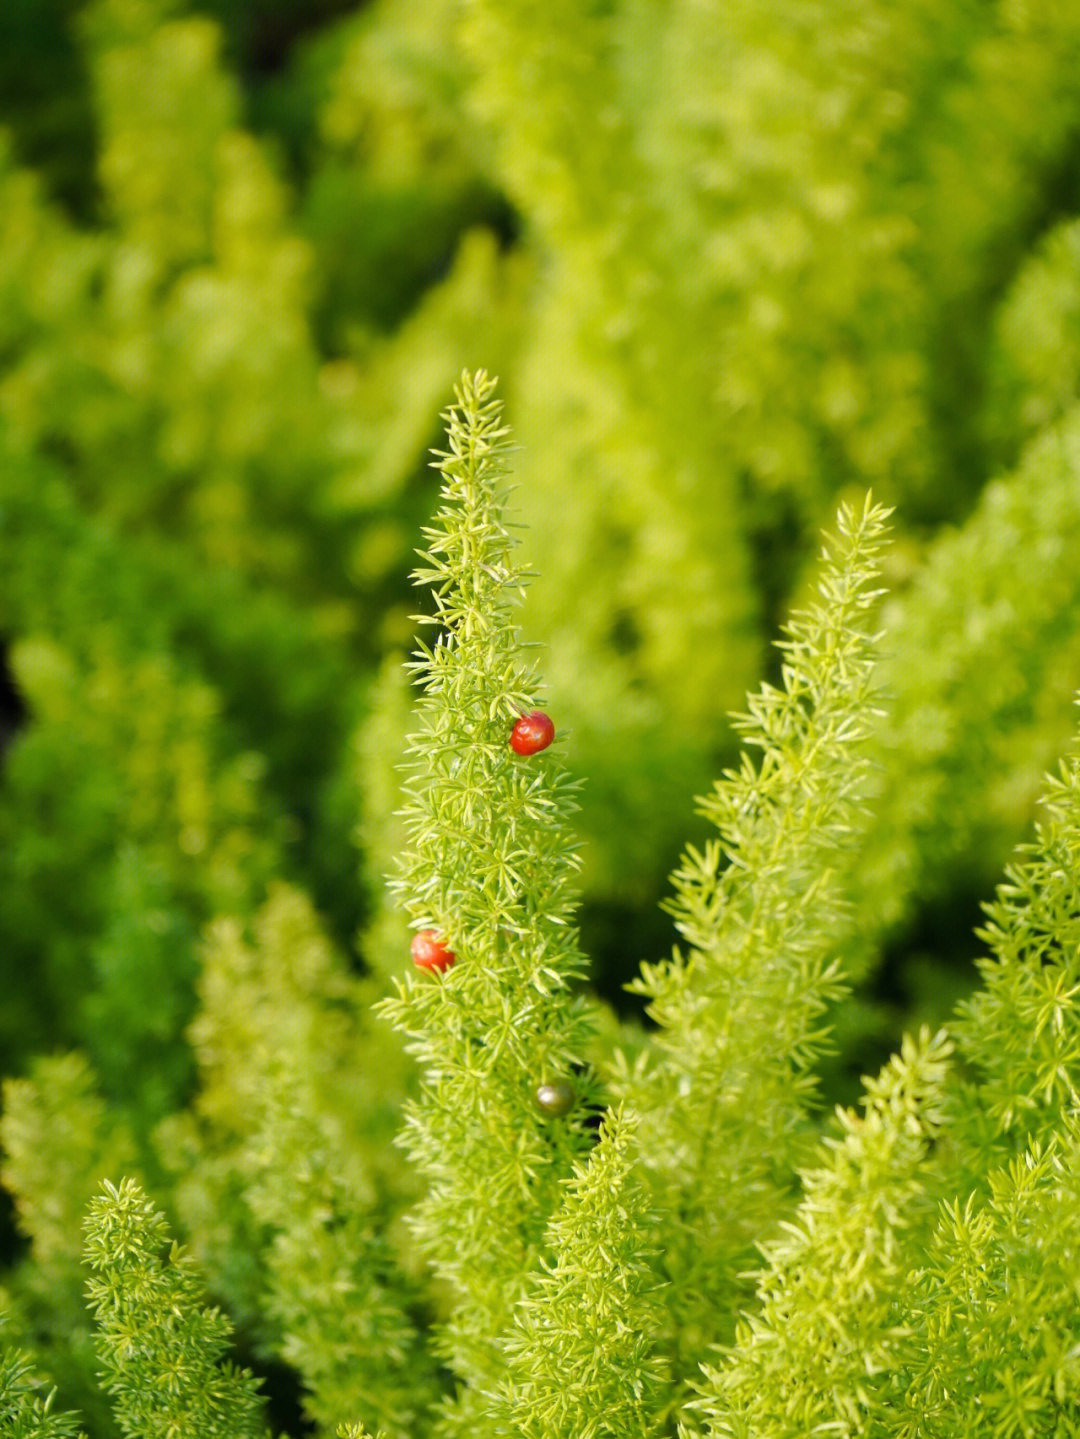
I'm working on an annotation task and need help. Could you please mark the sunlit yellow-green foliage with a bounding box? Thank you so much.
[845,416,1080,974]
[3,0,1080,973]
[4,0,1080,1434]
[160,883,427,1437]
[1,1055,136,1437]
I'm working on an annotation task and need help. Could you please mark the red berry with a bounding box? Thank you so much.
[411,930,456,973]
[510,711,555,756]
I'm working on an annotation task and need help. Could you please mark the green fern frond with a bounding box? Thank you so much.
[0,1333,85,1439]
[611,495,892,1382]
[377,371,595,1398]
[695,1028,953,1439]
[955,717,1080,1146]
[83,1178,268,1439]
[492,1108,669,1439]
[168,883,430,1437]
[901,1127,1080,1435]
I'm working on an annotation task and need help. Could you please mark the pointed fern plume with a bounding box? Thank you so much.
[695,1028,953,1439]
[82,1178,267,1438]
[891,708,1080,1434]
[899,1130,1080,1436]
[609,496,891,1382]
[885,698,1080,1429]
[377,371,595,1405]
[693,703,1080,1435]
[1,1055,135,1435]
[492,1108,669,1439]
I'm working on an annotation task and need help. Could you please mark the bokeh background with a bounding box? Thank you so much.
[4,0,1080,1302]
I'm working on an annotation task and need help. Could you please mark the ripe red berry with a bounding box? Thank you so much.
[410,930,456,973]
[510,710,555,756]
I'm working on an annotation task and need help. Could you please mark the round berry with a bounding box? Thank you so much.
[411,930,456,973]
[510,711,555,756]
[536,1080,575,1117]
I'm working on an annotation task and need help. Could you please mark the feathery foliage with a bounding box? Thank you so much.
[693,700,1080,1435]
[1,1057,134,1437]
[5,350,1080,1434]
[377,372,596,1411]
[493,1108,669,1439]
[161,883,428,1435]
[0,1343,84,1439]
[954,742,1080,1133]
[6,1,1080,1422]
[954,719,1080,1153]
[897,1135,1080,1437]
[609,496,891,1388]
[82,1178,267,1439]
[695,1029,953,1438]
[846,412,1080,967]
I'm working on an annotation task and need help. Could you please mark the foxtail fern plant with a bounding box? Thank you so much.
[10,372,1080,1439]
[381,377,895,1435]
[376,370,599,1429]
[82,1179,267,1438]
[491,1107,670,1439]
[694,710,1080,1435]
[609,495,892,1394]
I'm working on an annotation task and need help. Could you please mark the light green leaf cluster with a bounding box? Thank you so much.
[609,497,891,1383]
[692,699,1080,1434]
[900,1137,1080,1436]
[6,637,273,908]
[368,0,1080,912]
[82,1178,268,1439]
[2,0,360,623]
[0,627,282,1119]
[162,883,427,1436]
[696,1029,952,1439]
[11,353,1080,1438]
[955,733,1080,1149]
[643,0,951,510]
[181,884,394,1154]
[641,0,1080,525]
[245,1076,432,1438]
[6,0,1079,1027]
[1,1056,134,1436]
[494,1109,669,1439]
[847,410,1080,969]
[80,0,238,277]
[249,1136,432,1439]
[2,1057,135,1283]
[75,0,327,559]
[456,0,762,902]
[0,1343,85,1439]
[377,371,596,1398]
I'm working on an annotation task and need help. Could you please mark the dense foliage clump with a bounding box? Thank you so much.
[4,1,1080,1434]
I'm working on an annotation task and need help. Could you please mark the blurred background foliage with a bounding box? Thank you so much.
[3,0,1080,1420]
